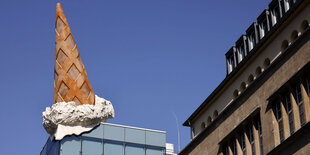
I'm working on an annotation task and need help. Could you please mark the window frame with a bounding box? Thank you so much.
[248,126,255,155]
[275,102,284,142]
[284,93,294,135]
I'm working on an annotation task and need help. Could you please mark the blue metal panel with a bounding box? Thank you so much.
[125,144,144,155]
[48,141,59,155]
[103,124,124,141]
[146,131,166,147]
[82,137,103,155]
[146,147,164,155]
[40,143,48,155]
[125,128,145,144]
[104,141,123,155]
[82,124,104,139]
[42,123,167,155]
[41,138,59,155]
[60,136,81,155]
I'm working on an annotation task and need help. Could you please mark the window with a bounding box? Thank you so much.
[191,127,195,138]
[271,5,280,26]
[248,126,255,155]
[248,32,255,51]
[283,0,290,12]
[223,144,229,155]
[228,55,235,74]
[233,90,239,98]
[201,122,206,130]
[295,84,305,126]
[269,64,310,145]
[306,75,310,99]
[301,20,309,32]
[280,0,290,13]
[248,74,254,83]
[232,139,237,155]
[263,58,271,69]
[290,30,298,42]
[284,93,295,135]
[255,67,262,77]
[281,40,289,51]
[275,102,284,142]
[259,20,268,39]
[240,82,246,92]
[213,110,219,118]
[234,50,239,66]
[237,43,246,63]
[257,119,263,155]
[207,116,212,126]
[221,114,263,155]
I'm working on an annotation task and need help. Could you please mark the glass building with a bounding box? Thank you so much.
[41,123,166,155]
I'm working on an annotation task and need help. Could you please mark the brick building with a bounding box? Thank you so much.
[180,0,310,154]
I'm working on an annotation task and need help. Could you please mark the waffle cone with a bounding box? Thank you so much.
[54,3,95,105]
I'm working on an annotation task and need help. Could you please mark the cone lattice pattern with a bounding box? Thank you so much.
[54,3,95,105]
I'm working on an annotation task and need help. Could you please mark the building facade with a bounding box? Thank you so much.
[41,123,167,155]
[180,0,310,154]
[166,143,177,155]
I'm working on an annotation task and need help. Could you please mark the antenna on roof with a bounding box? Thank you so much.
[172,112,181,154]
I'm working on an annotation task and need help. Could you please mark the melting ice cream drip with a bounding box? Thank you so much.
[43,95,114,140]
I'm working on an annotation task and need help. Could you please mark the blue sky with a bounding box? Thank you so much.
[0,0,271,154]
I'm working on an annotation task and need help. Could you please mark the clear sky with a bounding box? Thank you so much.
[0,0,271,154]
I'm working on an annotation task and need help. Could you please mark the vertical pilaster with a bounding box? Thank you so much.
[244,129,251,155]
[301,78,310,123]
[236,137,242,155]
[279,98,290,139]
[290,87,301,131]
[253,122,260,155]
[272,105,280,146]
[228,142,233,155]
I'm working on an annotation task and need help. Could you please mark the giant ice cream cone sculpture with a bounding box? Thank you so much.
[54,3,95,105]
[43,3,114,140]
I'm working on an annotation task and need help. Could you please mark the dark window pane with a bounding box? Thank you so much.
[233,140,237,155]
[285,93,294,134]
[279,120,284,142]
[223,144,229,155]
[249,126,255,155]
[257,119,263,155]
[276,102,282,120]
[306,77,310,100]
